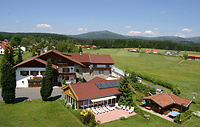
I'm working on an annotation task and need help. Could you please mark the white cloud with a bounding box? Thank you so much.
[77,28,88,31]
[128,30,141,34]
[154,28,158,30]
[145,30,154,34]
[36,24,52,28]
[175,35,186,38]
[15,20,20,23]
[125,26,131,29]
[161,10,166,14]
[181,28,192,32]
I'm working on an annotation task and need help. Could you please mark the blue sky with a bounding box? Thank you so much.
[1,0,200,37]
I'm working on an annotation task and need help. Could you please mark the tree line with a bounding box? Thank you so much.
[91,39,200,52]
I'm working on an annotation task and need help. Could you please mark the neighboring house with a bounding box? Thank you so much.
[130,48,138,52]
[153,50,158,53]
[145,49,152,53]
[187,54,200,60]
[91,45,97,49]
[14,50,115,88]
[0,41,12,54]
[43,46,57,52]
[142,93,192,114]
[173,52,179,56]
[32,42,39,47]
[62,77,134,109]
[165,51,173,55]
[20,46,26,52]
[85,45,90,49]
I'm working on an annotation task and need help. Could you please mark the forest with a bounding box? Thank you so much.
[0,32,200,52]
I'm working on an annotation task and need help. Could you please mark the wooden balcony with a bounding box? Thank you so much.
[58,72,76,77]
[57,63,68,67]
[92,67,111,70]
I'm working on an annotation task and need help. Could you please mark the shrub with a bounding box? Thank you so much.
[174,110,193,124]
[183,54,188,59]
[120,115,128,120]
[62,78,66,85]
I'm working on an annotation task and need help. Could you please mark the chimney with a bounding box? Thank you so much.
[80,52,82,55]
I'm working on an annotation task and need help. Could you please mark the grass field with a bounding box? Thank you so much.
[83,48,200,107]
[0,99,85,127]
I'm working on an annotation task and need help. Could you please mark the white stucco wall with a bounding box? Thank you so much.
[16,67,45,88]
[20,46,26,52]
[0,46,5,54]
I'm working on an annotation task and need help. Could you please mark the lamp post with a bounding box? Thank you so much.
[179,103,184,124]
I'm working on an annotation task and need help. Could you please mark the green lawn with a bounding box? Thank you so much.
[84,48,200,125]
[0,99,85,127]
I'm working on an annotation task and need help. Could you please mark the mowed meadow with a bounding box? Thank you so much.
[83,48,200,111]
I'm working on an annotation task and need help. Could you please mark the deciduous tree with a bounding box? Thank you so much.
[16,47,23,65]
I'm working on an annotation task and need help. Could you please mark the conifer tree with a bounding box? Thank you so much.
[2,48,9,63]
[78,46,83,53]
[117,73,134,106]
[1,61,16,103]
[16,47,23,65]
[40,59,54,101]
[8,48,15,66]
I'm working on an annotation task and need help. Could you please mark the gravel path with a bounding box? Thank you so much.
[142,82,166,93]
[0,87,62,101]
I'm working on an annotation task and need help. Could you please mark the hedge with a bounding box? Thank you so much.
[174,110,193,124]
[136,73,181,96]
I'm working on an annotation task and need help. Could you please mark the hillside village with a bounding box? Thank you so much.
[0,32,200,127]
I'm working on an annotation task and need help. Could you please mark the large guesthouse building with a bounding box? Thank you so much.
[14,50,115,88]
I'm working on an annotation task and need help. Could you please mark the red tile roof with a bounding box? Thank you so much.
[69,77,121,100]
[0,41,12,52]
[142,93,192,108]
[63,53,91,63]
[188,54,200,58]
[90,54,115,64]
[63,53,115,64]
[145,49,152,51]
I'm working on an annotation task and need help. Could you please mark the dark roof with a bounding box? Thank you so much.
[14,56,57,69]
[142,93,192,108]
[14,50,85,68]
[67,77,121,100]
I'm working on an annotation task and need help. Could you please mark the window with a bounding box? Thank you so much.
[99,70,103,74]
[31,71,39,76]
[63,68,69,73]
[65,76,69,80]
[76,69,79,72]
[22,81,24,84]
[58,60,62,63]
[20,71,29,76]
[54,60,57,64]
[40,71,45,75]
[106,65,110,68]
[93,65,97,68]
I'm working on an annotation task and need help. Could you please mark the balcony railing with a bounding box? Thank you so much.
[92,67,111,70]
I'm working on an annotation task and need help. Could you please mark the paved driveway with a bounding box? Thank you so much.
[142,82,166,93]
[0,87,62,101]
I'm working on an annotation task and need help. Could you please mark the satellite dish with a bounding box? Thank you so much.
[193,93,197,99]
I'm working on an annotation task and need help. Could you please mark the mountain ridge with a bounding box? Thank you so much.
[69,30,200,43]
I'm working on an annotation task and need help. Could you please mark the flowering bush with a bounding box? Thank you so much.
[80,110,96,126]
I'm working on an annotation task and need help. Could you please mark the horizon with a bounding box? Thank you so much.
[1,0,200,38]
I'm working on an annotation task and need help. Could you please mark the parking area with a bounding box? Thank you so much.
[0,87,62,101]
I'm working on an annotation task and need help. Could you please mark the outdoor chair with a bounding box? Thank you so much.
[123,105,126,110]
[95,107,102,114]
[91,107,98,115]
[120,105,123,109]
[107,105,114,111]
[102,106,109,112]
[126,106,130,111]
[115,103,120,109]
[99,106,106,113]
[129,107,134,114]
